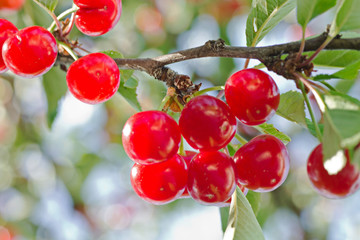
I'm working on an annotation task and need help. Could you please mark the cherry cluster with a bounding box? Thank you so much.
[122,69,291,205]
[0,0,122,104]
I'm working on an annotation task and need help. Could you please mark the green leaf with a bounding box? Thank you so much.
[297,0,336,28]
[329,0,360,38]
[223,187,265,240]
[42,66,68,128]
[254,123,291,144]
[220,207,230,233]
[312,50,360,68]
[246,191,262,216]
[306,118,324,137]
[353,147,360,168]
[34,0,58,12]
[276,91,306,126]
[102,50,124,59]
[118,77,142,112]
[323,111,342,161]
[333,60,360,80]
[246,0,296,46]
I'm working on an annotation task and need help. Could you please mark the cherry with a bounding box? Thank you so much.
[225,69,280,125]
[0,19,18,73]
[233,134,289,192]
[179,95,236,151]
[74,0,122,36]
[187,151,236,206]
[66,52,120,104]
[2,26,57,78]
[180,151,197,198]
[130,154,188,205]
[122,110,181,165]
[307,144,360,198]
[223,184,248,206]
[0,0,25,10]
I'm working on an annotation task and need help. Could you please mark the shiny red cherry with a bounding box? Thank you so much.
[234,134,289,192]
[0,19,18,73]
[225,69,280,125]
[180,151,197,198]
[187,151,236,206]
[307,144,360,198]
[122,110,181,165]
[74,0,122,36]
[66,52,120,104]
[2,26,57,77]
[179,95,236,151]
[130,154,188,205]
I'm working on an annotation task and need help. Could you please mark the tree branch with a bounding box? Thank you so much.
[56,34,360,95]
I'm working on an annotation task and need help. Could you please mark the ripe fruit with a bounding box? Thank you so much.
[66,53,120,104]
[74,0,122,36]
[233,135,289,192]
[225,69,280,125]
[0,0,25,10]
[0,19,18,73]
[122,110,181,165]
[130,154,188,205]
[2,26,57,77]
[307,144,360,198]
[179,95,236,151]
[180,151,197,198]
[187,151,236,206]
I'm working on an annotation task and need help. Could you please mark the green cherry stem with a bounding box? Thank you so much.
[158,95,171,111]
[179,137,185,156]
[32,0,63,37]
[298,79,323,142]
[58,42,79,61]
[173,96,184,111]
[48,5,79,33]
[193,86,225,97]
[234,133,248,145]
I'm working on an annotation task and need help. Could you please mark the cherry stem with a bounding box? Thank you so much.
[48,5,79,33]
[193,86,225,97]
[158,95,171,111]
[243,58,250,69]
[295,30,306,62]
[299,37,332,68]
[296,75,323,142]
[33,0,63,37]
[173,96,184,111]
[234,133,248,145]
[63,12,76,37]
[58,42,79,61]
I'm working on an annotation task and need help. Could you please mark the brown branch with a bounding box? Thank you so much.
[55,34,360,95]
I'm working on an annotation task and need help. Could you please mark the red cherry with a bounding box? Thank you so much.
[307,144,360,198]
[66,52,120,104]
[0,19,18,73]
[187,151,236,206]
[179,95,236,151]
[0,0,25,10]
[130,154,188,205]
[74,0,122,36]
[2,26,57,77]
[225,69,280,125]
[180,151,197,198]
[122,110,181,165]
[233,134,289,192]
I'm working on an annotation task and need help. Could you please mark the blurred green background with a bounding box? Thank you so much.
[1,0,360,239]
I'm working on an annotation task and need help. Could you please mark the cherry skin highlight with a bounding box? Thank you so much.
[187,151,236,206]
[66,53,120,104]
[233,134,290,192]
[130,154,188,205]
[2,26,57,77]
[179,95,236,151]
[180,151,197,198]
[225,68,280,125]
[307,144,360,198]
[0,19,18,73]
[122,110,181,165]
[74,0,122,36]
